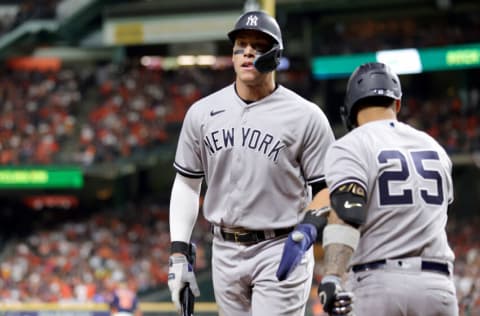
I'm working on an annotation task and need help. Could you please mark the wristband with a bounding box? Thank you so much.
[171,241,190,257]
[322,224,360,250]
[322,274,341,285]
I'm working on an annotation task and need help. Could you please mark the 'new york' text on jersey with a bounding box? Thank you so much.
[174,84,335,229]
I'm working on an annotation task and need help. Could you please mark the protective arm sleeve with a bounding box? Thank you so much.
[169,173,202,243]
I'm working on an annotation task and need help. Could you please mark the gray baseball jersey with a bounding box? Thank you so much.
[325,119,458,315]
[324,119,455,266]
[174,83,335,230]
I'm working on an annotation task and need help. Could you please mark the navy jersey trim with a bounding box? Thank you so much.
[310,179,327,195]
[307,175,326,186]
[174,162,204,178]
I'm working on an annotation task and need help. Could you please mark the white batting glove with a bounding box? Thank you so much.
[168,254,200,311]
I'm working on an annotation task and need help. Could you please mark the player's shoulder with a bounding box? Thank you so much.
[183,83,235,120]
[329,128,362,151]
[401,122,450,154]
[328,120,387,152]
[334,120,448,154]
[276,85,329,120]
[191,83,235,108]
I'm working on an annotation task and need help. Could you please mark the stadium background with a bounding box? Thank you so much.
[0,0,479,315]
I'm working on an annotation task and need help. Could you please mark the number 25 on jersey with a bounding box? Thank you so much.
[378,150,444,206]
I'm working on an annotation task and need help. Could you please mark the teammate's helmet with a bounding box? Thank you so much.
[341,62,402,130]
[228,10,283,73]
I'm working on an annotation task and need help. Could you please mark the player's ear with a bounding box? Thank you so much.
[394,99,401,113]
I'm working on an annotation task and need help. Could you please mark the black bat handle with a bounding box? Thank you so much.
[180,243,197,316]
[181,285,194,316]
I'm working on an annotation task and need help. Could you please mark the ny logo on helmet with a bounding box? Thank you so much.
[246,15,258,26]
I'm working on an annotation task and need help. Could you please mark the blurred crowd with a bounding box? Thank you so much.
[0,201,210,303]
[0,201,478,316]
[450,216,480,316]
[315,11,480,55]
[0,62,478,166]
[76,63,232,165]
[0,1,478,165]
[399,89,480,154]
[0,62,233,166]
[0,67,85,164]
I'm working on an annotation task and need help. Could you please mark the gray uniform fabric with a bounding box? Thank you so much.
[325,119,458,316]
[212,228,314,316]
[174,83,335,315]
[175,83,334,229]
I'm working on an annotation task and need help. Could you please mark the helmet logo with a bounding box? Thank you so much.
[246,15,258,26]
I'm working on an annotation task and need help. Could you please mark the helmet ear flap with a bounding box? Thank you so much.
[340,105,354,131]
[254,43,281,73]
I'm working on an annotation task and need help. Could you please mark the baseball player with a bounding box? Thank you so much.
[109,282,142,316]
[167,10,336,316]
[317,62,459,315]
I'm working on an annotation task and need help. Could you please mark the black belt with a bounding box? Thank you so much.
[218,226,294,244]
[352,259,450,276]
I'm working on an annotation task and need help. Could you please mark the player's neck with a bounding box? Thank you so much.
[235,78,276,102]
[357,106,397,126]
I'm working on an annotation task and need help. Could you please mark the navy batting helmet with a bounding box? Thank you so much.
[341,62,402,130]
[228,10,283,73]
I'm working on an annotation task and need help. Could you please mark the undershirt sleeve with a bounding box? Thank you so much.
[169,173,203,242]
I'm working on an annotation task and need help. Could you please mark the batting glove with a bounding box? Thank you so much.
[276,223,317,281]
[168,254,200,311]
[318,275,354,315]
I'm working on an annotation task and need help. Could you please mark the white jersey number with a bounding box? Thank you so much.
[378,150,444,206]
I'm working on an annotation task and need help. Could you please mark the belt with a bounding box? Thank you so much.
[352,259,450,276]
[218,226,294,244]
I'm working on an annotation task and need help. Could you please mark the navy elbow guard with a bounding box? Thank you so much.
[301,206,331,242]
[330,182,367,228]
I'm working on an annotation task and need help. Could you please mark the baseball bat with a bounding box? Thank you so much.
[180,285,194,316]
[181,243,196,316]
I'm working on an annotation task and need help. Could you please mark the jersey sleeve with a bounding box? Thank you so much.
[300,106,335,188]
[173,105,204,178]
[324,136,369,194]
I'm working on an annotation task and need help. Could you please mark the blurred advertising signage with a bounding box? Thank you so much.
[23,195,79,210]
[312,42,480,78]
[103,12,241,45]
[7,57,61,72]
[420,44,480,71]
[0,167,83,189]
[376,49,422,74]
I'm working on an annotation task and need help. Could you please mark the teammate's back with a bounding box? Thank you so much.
[326,119,455,265]
[318,62,458,316]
